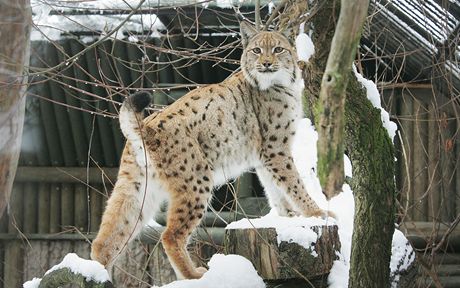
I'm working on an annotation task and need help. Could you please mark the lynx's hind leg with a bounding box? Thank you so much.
[154,143,213,279]
[161,190,210,279]
[91,143,163,267]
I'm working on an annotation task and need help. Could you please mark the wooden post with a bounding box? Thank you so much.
[439,110,456,222]
[38,184,51,233]
[74,184,89,232]
[428,103,441,221]
[400,93,414,218]
[315,0,370,199]
[412,96,428,221]
[61,184,75,229]
[0,0,32,217]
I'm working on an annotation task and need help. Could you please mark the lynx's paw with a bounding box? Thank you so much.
[322,210,337,220]
[192,267,208,279]
[90,240,110,266]
[91,238,120,267]
[305,209,337,220]
[286,210,301,217]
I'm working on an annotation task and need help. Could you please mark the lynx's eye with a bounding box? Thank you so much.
[274,47,284,53]
[252,47,262,54]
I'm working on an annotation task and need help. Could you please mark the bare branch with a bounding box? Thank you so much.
[316,0,369,199]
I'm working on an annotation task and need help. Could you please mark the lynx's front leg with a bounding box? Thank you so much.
[256,167,299,217]
[260,149,334,219]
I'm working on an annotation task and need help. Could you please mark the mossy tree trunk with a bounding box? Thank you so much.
[282,0,396,286]
[344,78,396,287]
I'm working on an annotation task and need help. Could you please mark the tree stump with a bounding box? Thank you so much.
[224,225,340,280]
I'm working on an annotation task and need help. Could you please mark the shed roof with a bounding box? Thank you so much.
[364,0,459,94]
[30,0,459,93]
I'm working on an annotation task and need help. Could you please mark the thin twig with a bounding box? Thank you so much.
[263,0,289,30]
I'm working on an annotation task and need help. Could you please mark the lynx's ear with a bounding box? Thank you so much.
[240,21,258,48]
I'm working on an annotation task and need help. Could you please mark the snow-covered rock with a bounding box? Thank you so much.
[152,254,265,288]
[23,253,110,288]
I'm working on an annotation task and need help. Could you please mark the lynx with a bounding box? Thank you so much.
[91,22,334,280]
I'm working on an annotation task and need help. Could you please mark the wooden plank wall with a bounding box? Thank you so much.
[0,238,214,288]
[383,87,459,223]
[0,168,258,287]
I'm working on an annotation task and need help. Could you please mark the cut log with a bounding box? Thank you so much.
[224,225,340,280]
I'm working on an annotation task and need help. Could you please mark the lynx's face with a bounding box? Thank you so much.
[240,23,299,90]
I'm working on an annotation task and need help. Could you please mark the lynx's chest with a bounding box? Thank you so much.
[255,81,304,130]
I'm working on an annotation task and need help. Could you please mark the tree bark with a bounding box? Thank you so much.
[287,0,396,286]
[316,0,369,199]
[0,0,31,217]
[345,78,396,288]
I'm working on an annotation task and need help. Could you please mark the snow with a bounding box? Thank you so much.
[296,33,315,62]
[214,0,234,9]
[291,119,352,207]
[23,253,110,287]
[268,1,275,14]
[23,278,41,288]
[390,229,416,287]
[344,155,352,178]
[327,185,354,288]
[31,0,165,41]
[45,253,110,283]
[152,254,265,288]
[147,218,163,228]
[352,65,398,142]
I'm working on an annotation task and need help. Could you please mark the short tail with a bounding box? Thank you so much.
[119,92,152,145]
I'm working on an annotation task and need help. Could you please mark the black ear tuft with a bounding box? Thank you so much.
[240,21,258,48]
[128,91,152,112]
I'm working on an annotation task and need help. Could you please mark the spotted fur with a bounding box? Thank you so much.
[91,22,334,280]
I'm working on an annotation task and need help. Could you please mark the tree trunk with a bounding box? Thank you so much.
[0,0,31,217]
[345,78,396,287]
[285,0,396,286]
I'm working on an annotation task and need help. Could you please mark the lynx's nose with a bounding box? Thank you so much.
[262,61,272,68]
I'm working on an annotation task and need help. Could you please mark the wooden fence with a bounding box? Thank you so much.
[383,87,460,223]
